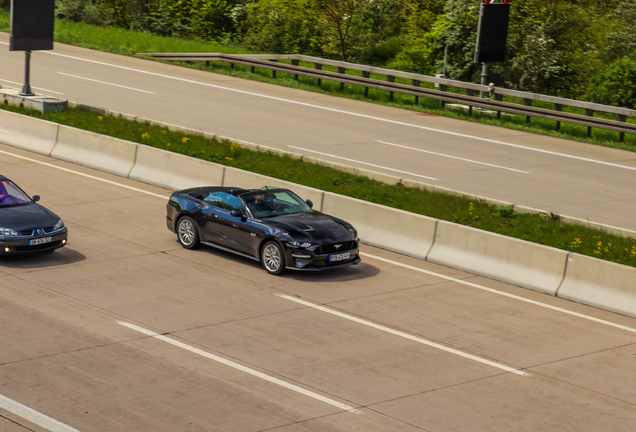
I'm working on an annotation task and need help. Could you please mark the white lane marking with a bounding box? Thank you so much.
[57,72,156,94]
[287,146,439,181]
[118,321,363,414]
[276,294,528,377]
[361,252,636,334]
[0,149,168,199]
[0,394,82,432]
[1,42,631,174]
[377,140,530,174]
[0,78,65,95]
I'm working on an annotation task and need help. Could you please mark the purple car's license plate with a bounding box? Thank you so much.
[29,237,52,246]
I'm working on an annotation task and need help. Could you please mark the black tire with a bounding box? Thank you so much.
[177,216,200,249]
[261,241,286,275]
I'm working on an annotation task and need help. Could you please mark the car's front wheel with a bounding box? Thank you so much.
[261,241,285,275]
[177,216,200,249]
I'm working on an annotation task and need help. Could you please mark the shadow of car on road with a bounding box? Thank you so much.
[185,244,380,282]
[0,248,86,269]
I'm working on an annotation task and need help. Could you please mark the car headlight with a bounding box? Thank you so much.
[0,227,19,236]
[287,240,312,248]
[53,219,65,231]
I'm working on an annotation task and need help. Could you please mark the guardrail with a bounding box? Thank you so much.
[137,52,636,141]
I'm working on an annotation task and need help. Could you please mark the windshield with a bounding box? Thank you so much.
[0,180,31,207]
[243,190,311,218]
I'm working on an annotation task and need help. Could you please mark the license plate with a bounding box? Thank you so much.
[29,237,52,246]
[329,251,350,262]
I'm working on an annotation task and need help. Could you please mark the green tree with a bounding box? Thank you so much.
[587,57,636,109]
[605,1,636,62]
[240,0,322,54]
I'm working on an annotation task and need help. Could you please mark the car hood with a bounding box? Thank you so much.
[0,203,60,231]
[263,212,354,243]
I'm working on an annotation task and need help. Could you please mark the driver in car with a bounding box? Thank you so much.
[248,194,274,215]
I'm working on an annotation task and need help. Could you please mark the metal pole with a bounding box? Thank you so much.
[20,50,34,96]
[443,45,448,78]
[480,62,487,98]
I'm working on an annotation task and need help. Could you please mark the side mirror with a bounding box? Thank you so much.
[230,209,243,218]
[306,199,313,208]
[31,195,40,203]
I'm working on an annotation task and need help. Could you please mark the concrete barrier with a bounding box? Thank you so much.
[51,126,137,177]
[427,221,568,295]
[321,192,437,260]
[0,109,59,155]
[222,167,325,211]
[558,253,636,317]
[129,145,225,191]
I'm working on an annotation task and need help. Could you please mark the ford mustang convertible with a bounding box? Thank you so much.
[0,175,68,254]
[166,186,360,275]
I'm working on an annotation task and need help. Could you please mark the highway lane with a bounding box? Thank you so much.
[3,144,636,431]
[1,34,636,232]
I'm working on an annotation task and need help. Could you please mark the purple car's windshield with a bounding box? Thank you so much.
[0,180,31,207]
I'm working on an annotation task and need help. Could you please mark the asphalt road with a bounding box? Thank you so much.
[3,143,636,431]
[1,33,636,233]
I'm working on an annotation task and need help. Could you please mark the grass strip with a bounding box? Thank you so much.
[0,11,634,151]
[2,102,635,268]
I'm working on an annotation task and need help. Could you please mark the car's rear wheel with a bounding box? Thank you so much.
[261,241,285,275]
[177,216,200,249]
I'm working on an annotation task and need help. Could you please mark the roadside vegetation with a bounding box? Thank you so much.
[2,102,635,268]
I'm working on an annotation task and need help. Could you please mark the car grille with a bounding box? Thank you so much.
[18,226,57,236]
[317,240,355,255]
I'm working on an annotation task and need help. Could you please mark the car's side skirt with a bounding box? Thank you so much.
[201,241,259,262]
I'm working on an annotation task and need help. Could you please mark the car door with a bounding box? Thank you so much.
[200,192,258,256]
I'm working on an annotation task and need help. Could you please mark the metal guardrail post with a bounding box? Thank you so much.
[524,99,532,123]
[585,109,594,137]
[362,71,370,97]
[554,104,563,132]
[466,89,474,115]
[412,80,420,105]
[439,84,447,108]
[270,59,277,78]
[494,93,503,119]
[388,76,395,101]
[338,67,346,91]
[315,63,322,86]
[618,114,627,142]
[251,65,255,74]
[291,59,299,80]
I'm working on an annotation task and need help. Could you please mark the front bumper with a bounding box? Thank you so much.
[0,229,68,254]
[285,246,361,271]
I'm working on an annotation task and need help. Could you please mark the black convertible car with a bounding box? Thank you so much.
[166,186,360,274]
[0,175,68,254]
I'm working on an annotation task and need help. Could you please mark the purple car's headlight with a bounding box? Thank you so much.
[0,227,19,236]
[53,219,65,231]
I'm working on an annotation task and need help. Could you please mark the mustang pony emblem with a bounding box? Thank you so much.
[334,244,342,249]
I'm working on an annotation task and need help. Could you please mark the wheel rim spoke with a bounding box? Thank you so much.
[264,245,281,271]
[179,220,194,245]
